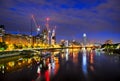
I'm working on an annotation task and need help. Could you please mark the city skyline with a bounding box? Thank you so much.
[0,0,120,43]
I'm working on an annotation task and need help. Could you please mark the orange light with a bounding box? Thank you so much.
[90,53,94,64]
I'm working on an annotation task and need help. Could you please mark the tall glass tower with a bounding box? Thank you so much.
[83,33,87,46]
[51,29,56,45]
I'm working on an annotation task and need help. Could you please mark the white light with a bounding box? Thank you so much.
[83,33,86,37]
[66,49,69,61]
[37,28,40,31]
[53,29,55,33]
[82,50,87,74]
[48,30,51,33]
[37,66,41,74]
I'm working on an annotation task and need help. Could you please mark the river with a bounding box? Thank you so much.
[0,49,120,81]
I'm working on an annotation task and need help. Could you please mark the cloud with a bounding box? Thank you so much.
[0,0,120,42]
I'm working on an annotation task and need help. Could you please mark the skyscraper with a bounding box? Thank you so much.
[83,33,87,46]
[51,28,56,45]
[0,25,5,42]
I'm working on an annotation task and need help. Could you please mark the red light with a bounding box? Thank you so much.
[45,70,50,81]
[46,17,50,21]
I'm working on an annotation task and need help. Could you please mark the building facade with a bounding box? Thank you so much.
[0,25,57,49]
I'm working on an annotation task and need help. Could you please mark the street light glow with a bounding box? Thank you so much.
[37,28,40,31]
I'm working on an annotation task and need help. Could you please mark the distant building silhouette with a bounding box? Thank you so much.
[105,40,113,44]
[0,25,5,42]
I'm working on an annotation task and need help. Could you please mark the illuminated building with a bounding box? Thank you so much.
[0,26,40,48]
[65,40,68,47]
[51,28,56,45]
[42,28,48,44]
[0,17,57,48]
[60,40,65,45]
[0,25,5,42]
[4,34,34,46]
[83,33,87,46]
[105,40,113,44]
[45,17,50,45]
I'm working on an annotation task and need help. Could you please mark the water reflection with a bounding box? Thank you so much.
[0,55,40,74]
[114,55,120,63]
[89,50,95,72]
[73,52,78,65]
[82,49,87,75]
[36,51,60,81]
[45,70,50,81]
[89,50,94,64]
[0,65,5,74]
[65,49,69,61]
[95,50,101,56]
[1,49,120,81]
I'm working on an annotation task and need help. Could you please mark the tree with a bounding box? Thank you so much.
[0,42,8,50]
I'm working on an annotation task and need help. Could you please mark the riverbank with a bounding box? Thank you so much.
[103,49,120,54]
[0,51,22,58]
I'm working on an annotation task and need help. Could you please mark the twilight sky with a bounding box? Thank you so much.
[0,0,120,43]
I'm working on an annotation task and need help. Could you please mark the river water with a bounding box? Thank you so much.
[0,49,120,81]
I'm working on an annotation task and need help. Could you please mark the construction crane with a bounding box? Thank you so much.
[45,17,51,44]
[31,14,40,35]
[46,17,50,31]
[45,17,57,45]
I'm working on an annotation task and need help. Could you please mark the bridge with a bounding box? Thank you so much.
[32,46,94,51]
[0,45,94,59]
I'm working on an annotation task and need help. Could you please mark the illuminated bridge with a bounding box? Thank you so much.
[32,46,95,51]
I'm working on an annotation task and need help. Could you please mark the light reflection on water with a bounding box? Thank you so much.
[0,55,40,74]
[90,50,94,64]
[89,50,95,72]
[35,49,120,81]
[82,49,87,75]
[65,49,69,61]
[36,52,60,81]
[1,49,120,81]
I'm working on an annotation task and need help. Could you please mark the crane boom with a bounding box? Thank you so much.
[31,14,39,28]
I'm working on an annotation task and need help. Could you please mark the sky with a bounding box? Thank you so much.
[0,0,120,43]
